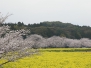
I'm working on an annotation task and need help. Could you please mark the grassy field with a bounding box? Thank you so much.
[1,48,91,68]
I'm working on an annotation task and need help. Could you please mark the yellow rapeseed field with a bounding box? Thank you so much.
[1,48,91,68]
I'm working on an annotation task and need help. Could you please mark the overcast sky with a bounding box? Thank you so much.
[0,0,91,26]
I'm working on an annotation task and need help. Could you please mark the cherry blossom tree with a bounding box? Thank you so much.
[0,13,36,66]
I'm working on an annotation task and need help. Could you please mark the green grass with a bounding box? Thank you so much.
[39,48,91,52]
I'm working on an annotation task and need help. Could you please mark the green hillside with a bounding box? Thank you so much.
[3,21,91,39]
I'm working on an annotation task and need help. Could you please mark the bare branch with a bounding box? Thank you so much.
[0,12,12,24]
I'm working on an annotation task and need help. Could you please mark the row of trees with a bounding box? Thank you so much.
[20,34,91,48]
[1,29,91,61]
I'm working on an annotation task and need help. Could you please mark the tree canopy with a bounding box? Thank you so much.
[3,21,91,39]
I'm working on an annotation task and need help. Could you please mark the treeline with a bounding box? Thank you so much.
[2,21,91,39]
[28,35,91,48]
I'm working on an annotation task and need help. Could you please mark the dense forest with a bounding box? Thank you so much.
[2,21,91,39]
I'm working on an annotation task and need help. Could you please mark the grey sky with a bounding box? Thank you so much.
[0,0,91,26]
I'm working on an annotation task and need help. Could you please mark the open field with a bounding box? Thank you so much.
[1,48,91,68]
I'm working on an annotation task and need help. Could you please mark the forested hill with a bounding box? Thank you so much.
[3,21,91,39]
